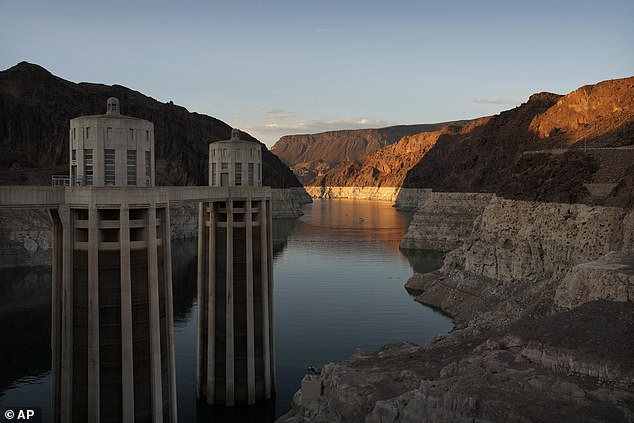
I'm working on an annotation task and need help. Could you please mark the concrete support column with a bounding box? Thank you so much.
[225,199,235,406]
[194,189,273,406]
[196,203,206,399]
[245,196,255,404]
[205,202,216,402]
[58,206,73,422]
[119,204,135,423]
[260,199,272,397]
[162,205,177,423]
[147,205,163,423]
[87,204,100,422]
[49,208,62,423]
[267,199,276,393]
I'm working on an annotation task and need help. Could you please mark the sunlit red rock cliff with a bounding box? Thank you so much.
[278,76,634,207]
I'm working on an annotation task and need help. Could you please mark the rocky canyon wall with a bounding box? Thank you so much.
[442,196,634,283]
[304,185,431,208]
[271,123,459,185]
[0,209,51,268]
[400,192,493,251]
[280,196,634,422]
[271,187,313,218]
[406,196,634,326]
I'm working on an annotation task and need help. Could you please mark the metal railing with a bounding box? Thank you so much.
[51,175,82,186]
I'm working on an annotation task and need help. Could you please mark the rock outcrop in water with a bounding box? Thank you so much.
[271,188,314,218]
[279,196,634,422]
[400,192,493,251]
[443,197,633,284]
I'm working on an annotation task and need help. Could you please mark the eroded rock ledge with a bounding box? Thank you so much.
[400,192,493,251]
[278,196,634,422]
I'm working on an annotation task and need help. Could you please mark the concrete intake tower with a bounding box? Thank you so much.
[0,99,278,420]
[196,129,276,406]
[51,98,176,422]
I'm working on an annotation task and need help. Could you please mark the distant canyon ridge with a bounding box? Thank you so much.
[272,76,634,208]
[270,122,464,184]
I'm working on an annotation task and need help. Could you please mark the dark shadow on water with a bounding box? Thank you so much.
[413,297,456,322]
[171,238,283,421]
[274,365,311,418]
[171,239,199,319]
[0,266,51,394]
[399,248,446,274]
[196,398,276,422]
[272,218,298,259]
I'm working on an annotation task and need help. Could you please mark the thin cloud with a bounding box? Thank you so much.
[244,116,396,146]
[314,27,346,34]
[258,108,295,121]
[251,116,395,135]
[472,98,522,106]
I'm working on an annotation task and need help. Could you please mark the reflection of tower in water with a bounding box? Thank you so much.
[50,99,176,422]
[196,129,275,406]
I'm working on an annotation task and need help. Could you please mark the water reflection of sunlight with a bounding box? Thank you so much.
[283,199,414,250]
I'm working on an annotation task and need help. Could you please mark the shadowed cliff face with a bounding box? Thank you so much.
[0,61,302,188]
[403,92,563,191]
[603,164,634,208]
[403,79,634,202]
[310,119,490,188]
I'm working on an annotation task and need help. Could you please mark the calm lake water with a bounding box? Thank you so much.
[0,199,452,422]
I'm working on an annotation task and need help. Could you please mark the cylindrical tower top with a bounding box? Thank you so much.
[69,99,155,187]
[106,97,120,115]
[208,128,262,187]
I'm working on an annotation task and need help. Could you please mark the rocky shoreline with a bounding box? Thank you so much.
[303,186,432,210]
[278,195,634,422]
[400,192,493,251]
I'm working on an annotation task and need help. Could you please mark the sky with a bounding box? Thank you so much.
[1,0,633,147]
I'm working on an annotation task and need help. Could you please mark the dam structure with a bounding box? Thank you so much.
[196,129,275,406]
[51,97,177,423]
[0,99,276,419]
